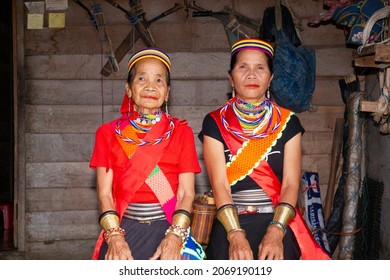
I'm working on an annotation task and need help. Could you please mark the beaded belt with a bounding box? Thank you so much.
[236,204,274,215]
[123,203,166,224]
[232,189,273,215]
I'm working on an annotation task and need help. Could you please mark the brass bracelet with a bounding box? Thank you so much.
[272,202,296,229]
[172,209,191,229]
[100,213,120,231]
[216,204,241,234]
[99,210,119,223]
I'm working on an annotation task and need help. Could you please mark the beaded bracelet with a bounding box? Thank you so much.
[269,220,287,235]
[103,227,126,242]
[165,224,189,244]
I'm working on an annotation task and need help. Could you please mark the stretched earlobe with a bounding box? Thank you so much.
[125,83,132,98]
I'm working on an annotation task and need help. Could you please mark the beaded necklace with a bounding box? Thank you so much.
[129,109,162,133]
[221,98,282,140]
[115,108,174,146]
[233,98,270,132]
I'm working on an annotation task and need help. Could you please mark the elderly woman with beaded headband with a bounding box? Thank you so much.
[199,38,329,260]
[90,48,204,260]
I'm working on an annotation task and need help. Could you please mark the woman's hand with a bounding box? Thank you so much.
[105,235,133,260]
[149,234,182,260]
[258,226,284,260]
[227,231,253,260]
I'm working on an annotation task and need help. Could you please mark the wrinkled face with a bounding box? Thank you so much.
[126,58,170,114]
[229,49,273,104]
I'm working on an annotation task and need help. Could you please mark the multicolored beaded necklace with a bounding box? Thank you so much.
[115,107,174,146]
[221,98,282,141]
[232,98,270,133]
[129,109,162,133]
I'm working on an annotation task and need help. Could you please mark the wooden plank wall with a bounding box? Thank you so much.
[22,0,353,259]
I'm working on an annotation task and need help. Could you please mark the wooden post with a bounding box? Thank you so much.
[324,118,344,222]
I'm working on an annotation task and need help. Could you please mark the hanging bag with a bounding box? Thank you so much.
[269,0,316,112]
[262,3,301,47]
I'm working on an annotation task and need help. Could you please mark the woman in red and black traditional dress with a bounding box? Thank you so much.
[90,48,204,260]
[199,38,330,260]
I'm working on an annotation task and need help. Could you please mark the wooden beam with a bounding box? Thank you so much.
[360,100,378,112]
[354,44,390,67]
[375,44,390,62]
[354,55,376,67]
[354,44,376,57]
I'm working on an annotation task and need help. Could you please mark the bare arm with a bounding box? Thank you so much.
[175,172,196,211]
[203,135,253,260]
[279,133,302,206]
[150,172,196,260]
[258,133,302,260]
[203,135,232,208]
[96,167,132,260]
[96,167,115,212]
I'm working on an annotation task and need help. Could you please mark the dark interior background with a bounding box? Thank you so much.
[0,0,14,205]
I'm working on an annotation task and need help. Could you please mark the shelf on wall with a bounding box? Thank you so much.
[354,44,390,68]
[354,45,384,113]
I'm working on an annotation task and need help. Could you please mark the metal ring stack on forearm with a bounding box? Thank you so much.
[268,202,296,236]
[165,209,191,244]
[99,210,126,242]
[216,204,245,237]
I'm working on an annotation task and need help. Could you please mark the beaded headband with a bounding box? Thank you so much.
[231,38,274,58]
[128,48,171,73]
